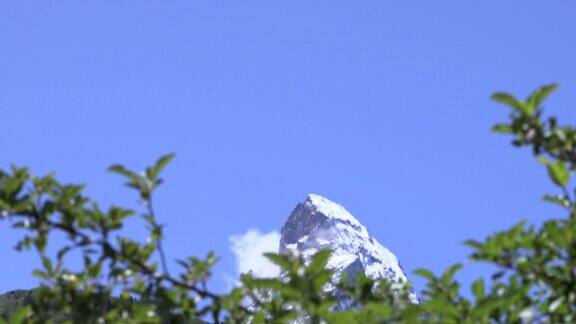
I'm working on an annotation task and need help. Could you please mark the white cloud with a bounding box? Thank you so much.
[229,229,281,279]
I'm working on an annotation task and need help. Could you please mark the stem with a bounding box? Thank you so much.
[147,197,170,277]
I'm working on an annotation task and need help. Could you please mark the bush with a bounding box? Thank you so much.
[0,84,574,323]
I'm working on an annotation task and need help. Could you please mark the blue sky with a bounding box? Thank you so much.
[1,1,575,295]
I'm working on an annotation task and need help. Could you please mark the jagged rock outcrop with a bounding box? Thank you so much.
[279,194,418,304]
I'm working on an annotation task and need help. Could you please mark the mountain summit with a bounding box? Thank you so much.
[279,194,418,304]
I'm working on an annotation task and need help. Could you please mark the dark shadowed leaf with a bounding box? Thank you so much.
[491,124,513,133]
[543,194,570,208]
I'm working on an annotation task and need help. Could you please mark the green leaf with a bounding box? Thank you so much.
[107,164,136,179]
[263,252,292,271]
[32,269,48,279]
[413,268,435,281]
[491,92,524,112]
[538,157,570,187]
[491,124,513,133]
[546,160,570,187]
[329,311,357,324]
[543,194,570,208]
[308,249,332,273]
[252,312,266,324]
[147,153,176,181]
[8,306,32,324]
[441,263,462,283]
[471,278,485,299]
[463,239,483,249]
[475,297,507,315]
[245,277,285,291]
[41,256,53,272]
[526,83,558,113]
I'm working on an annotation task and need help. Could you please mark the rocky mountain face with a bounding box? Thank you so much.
[279,194,418,304]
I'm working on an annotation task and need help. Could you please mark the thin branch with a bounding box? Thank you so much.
[146,197,170,278]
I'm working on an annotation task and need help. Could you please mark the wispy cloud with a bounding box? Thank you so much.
[229,229,281,280]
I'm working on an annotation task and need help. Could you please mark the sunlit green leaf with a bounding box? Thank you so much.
[543,160,570,187]
[413,268,435,281]
[491,92,524,112]
[471,278,485,299]
[148,153,175,181]
[526,83,558,113]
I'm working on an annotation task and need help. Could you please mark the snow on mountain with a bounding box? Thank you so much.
[279,193,418,304]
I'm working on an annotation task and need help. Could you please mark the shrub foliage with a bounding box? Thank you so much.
[1,85,575,323]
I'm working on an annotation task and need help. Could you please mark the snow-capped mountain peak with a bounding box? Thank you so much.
[305,193,365,230]
[279,193,418,304]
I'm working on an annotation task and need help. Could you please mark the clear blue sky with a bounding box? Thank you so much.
[1,1,575,295]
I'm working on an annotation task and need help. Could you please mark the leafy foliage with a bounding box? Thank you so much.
[1,85,575,322]
[0,290,33,319]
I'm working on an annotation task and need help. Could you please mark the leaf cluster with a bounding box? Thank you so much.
[1,85,576,323]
